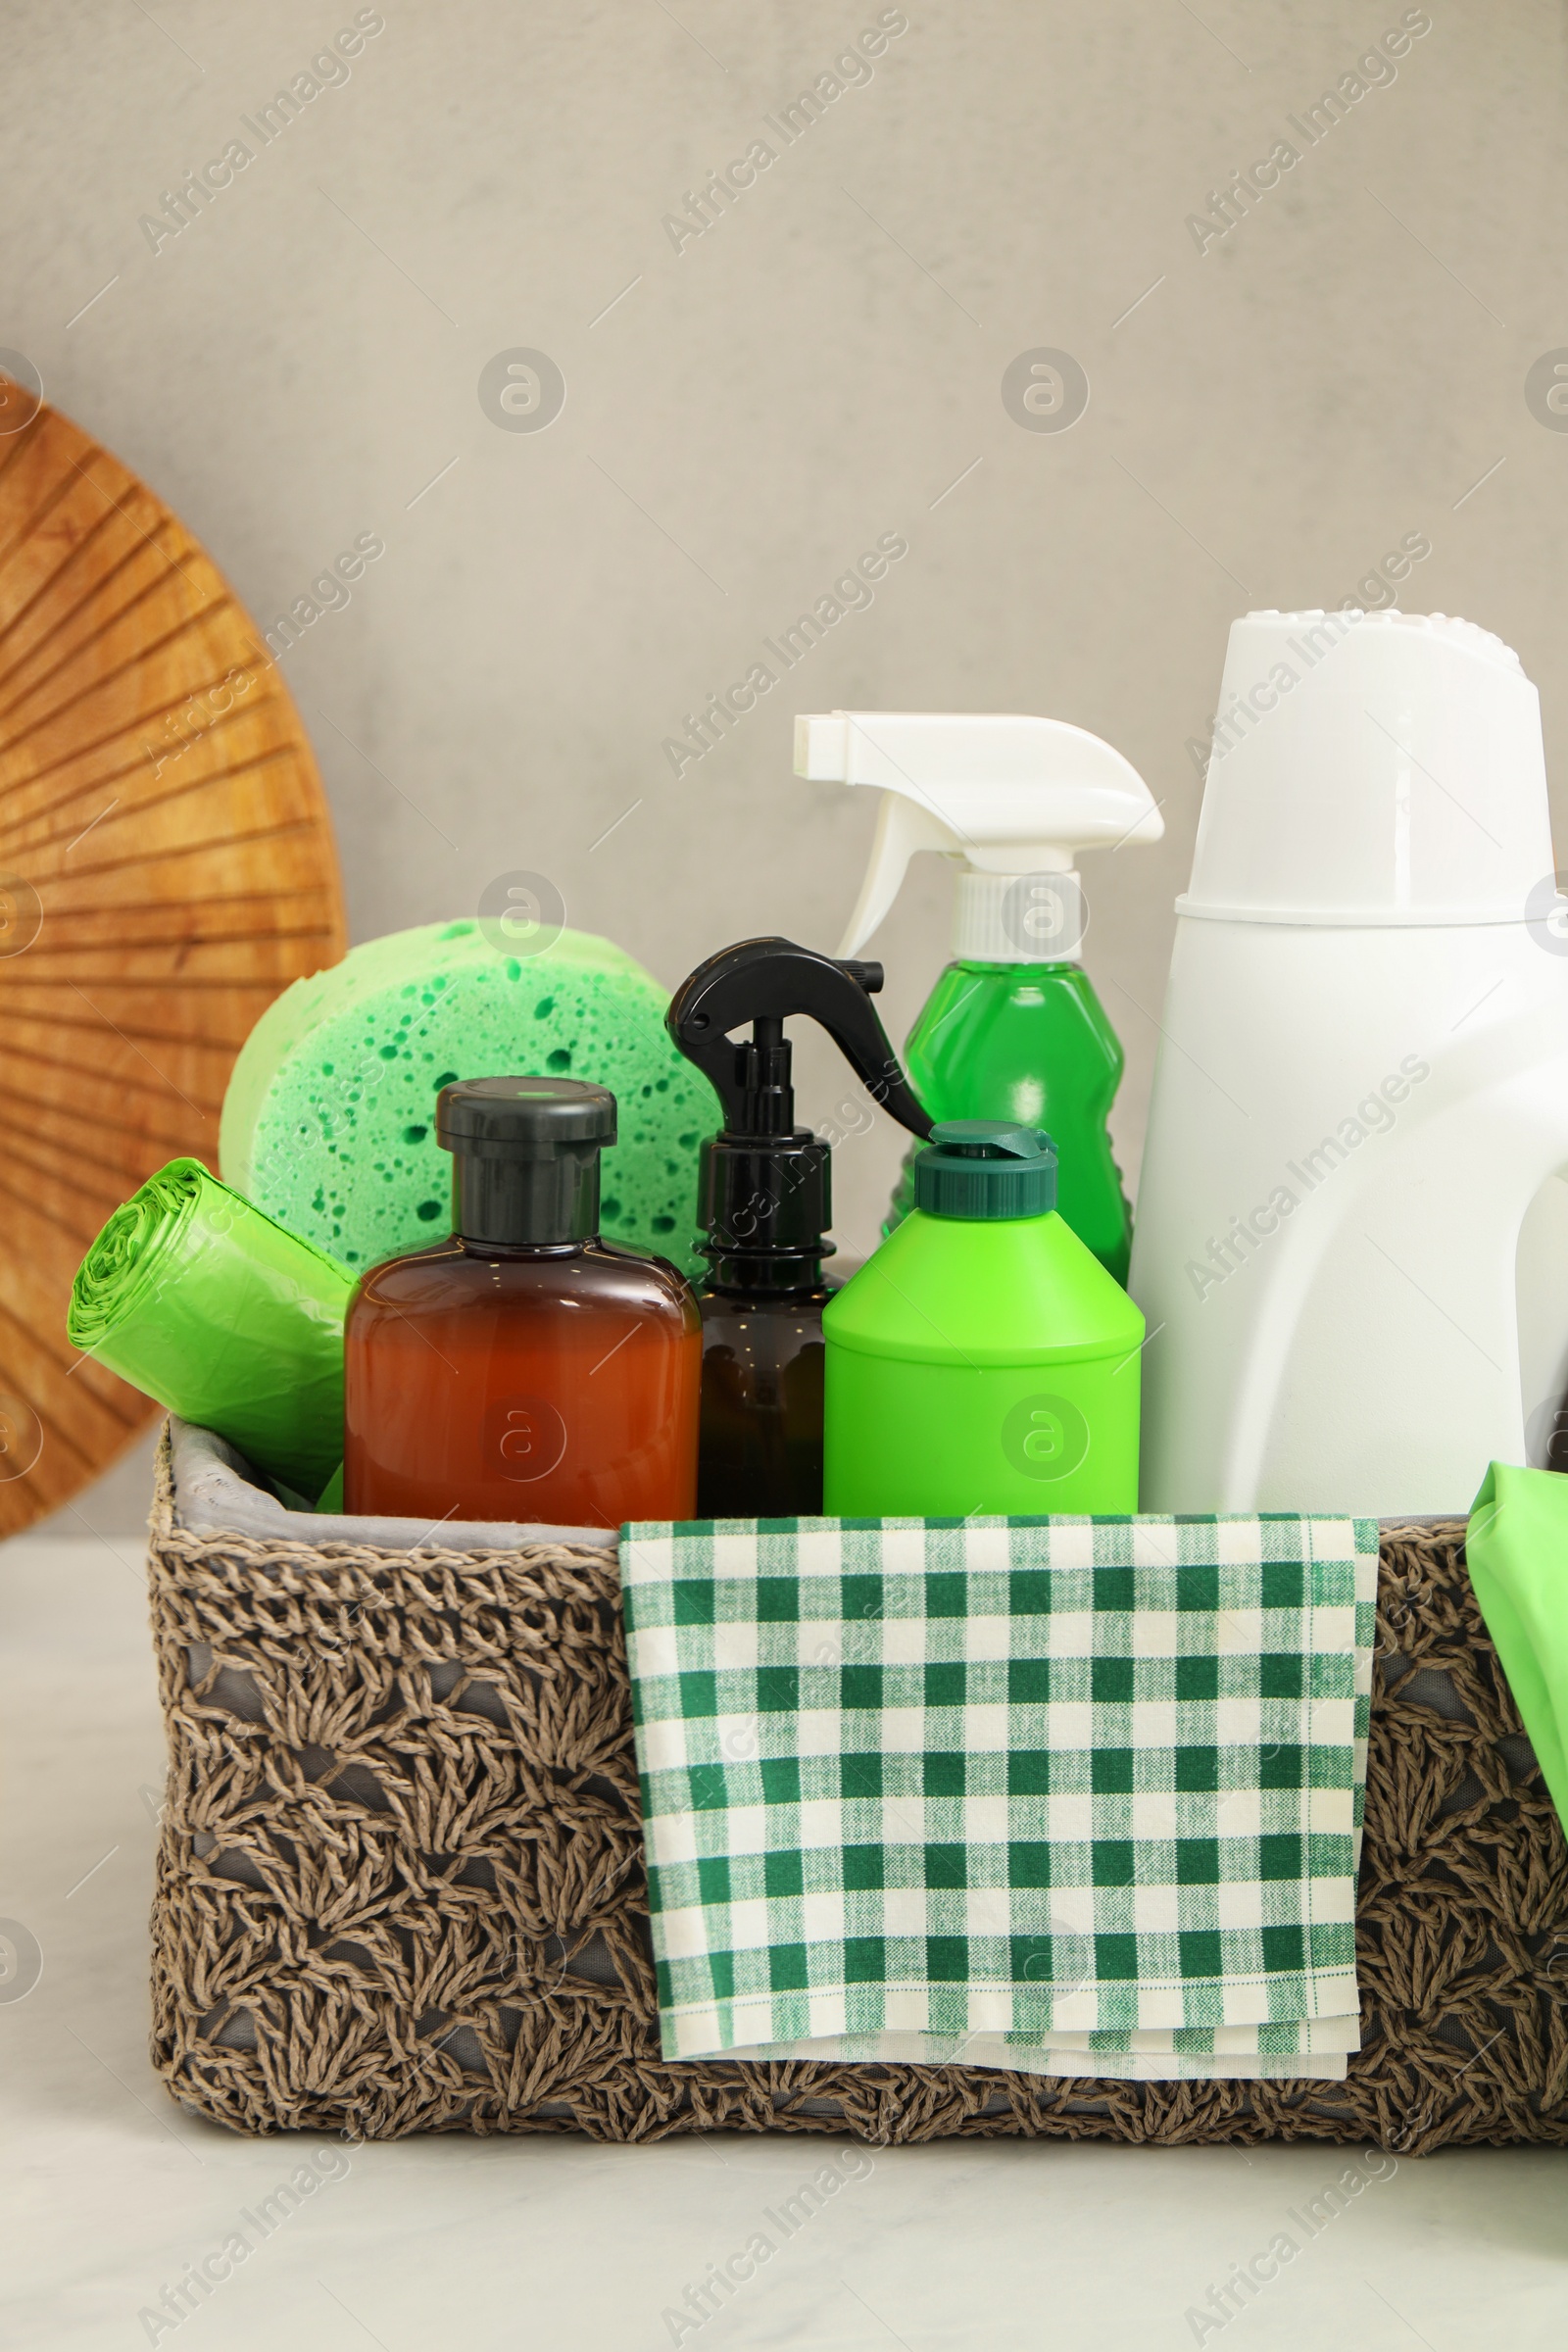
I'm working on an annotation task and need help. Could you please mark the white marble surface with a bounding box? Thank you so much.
[3,1533,1564,2351]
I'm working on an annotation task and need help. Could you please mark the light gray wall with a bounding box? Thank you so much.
[10,0,1566,1528]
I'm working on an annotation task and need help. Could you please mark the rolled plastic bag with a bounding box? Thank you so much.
[69,1158,353,1501]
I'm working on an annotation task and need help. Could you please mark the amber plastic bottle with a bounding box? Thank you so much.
[694,1247,839,1518]
[344,1078,700,1529]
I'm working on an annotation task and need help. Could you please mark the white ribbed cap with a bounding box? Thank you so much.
[954,869,1087,961]
[1184,611,1551,924]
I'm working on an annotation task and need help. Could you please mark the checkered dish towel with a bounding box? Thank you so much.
[621,1515,1379,2082]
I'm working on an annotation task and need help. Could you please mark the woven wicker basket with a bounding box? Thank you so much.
[145,1431,1568,2147]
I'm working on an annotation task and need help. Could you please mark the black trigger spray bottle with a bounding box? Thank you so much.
[667,936,931,1516]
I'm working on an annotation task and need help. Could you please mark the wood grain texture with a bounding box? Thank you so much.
[0,385,347,1537]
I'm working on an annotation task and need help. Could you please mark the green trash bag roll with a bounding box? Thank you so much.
[69,1157,353,1501]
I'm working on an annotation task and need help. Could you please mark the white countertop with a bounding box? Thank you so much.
[3,1532,1564,2351]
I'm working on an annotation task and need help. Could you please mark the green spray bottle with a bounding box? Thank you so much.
[795,710,1163,1284]
[822,1122,1143,1515]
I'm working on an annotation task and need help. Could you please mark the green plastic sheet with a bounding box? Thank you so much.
[1466,1461,1568,1842]
[69,1158,353,1501]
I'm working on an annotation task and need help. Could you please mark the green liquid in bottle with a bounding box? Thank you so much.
[887,958,1133,1285]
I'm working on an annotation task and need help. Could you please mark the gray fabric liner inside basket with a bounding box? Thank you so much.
[170,1418,1466,1559]
[169,1417,617,1552]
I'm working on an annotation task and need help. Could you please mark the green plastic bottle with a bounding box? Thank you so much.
[822,1122,1143,1517]
[890,957,1131,1281]
[792,709,1164,1286]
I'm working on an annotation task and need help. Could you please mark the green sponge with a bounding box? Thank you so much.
[220,919,711,1276]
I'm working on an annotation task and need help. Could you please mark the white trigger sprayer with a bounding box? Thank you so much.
[794,708,1163,1280]
[793,710,1163,961]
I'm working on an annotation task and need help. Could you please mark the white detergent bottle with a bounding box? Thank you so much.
[1130,609,1568,1516]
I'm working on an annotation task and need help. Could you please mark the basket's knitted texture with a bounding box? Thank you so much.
[146,1442,1568,2146]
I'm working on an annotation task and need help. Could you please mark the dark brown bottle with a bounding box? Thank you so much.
[344,1078,700,1529]
[667,938,931,1518]
[696,1255,838,1517]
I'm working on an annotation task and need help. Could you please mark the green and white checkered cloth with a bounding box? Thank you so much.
[621,1515,1379,2082]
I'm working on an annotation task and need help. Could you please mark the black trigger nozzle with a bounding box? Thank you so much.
[666,937,933,1268]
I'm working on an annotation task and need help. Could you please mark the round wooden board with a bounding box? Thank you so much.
[0,382,347,1537]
